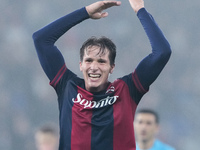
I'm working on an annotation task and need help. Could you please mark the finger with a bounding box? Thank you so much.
[101,12,109,18]
[115,1,121,6]
[103,1,121,8]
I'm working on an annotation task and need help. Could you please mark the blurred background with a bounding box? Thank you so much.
[1,0,200,149]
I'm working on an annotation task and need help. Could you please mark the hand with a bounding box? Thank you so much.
[129,0,144,13]
[86,1,121,19]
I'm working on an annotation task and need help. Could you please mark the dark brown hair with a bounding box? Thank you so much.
[136,109,160,124]
[80,36,116,66]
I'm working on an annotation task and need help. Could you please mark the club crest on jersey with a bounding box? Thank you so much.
[106,86,115,93]
[72,93,119,109]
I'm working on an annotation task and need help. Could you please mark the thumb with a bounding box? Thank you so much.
[91,12,108,19]
[101,12,108,18]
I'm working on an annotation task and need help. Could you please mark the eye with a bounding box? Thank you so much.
[98,59,106,63]
[136,120,143,124]
[85,58,93,63]
[146,121,153,125]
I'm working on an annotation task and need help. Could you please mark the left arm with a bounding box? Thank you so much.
[129,0,172,90]
[135,8,171,90]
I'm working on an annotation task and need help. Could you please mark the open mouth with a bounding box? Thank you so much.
[88,74,101,78]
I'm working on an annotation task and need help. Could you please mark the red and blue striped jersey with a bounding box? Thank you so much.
[51,67,146,150]
[33,6,171,150]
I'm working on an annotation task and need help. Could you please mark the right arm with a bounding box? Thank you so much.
[32,8,89,82]
[129,0,171,92]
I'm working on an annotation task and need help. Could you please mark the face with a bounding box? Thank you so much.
[134,113,159,143]
[80,46,115,92]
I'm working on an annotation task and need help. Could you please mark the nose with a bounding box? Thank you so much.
[90,61,98,71]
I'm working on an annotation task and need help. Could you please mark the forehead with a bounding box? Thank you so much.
[135,113,156,122]
[84,45,109,58]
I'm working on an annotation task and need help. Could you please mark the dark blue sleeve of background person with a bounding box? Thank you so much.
[135,8,171,91]
[32,7,89,81]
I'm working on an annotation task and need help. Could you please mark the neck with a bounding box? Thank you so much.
[86,81,110,93]
[138,139,155,150]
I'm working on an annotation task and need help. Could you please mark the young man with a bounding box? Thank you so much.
[32,0,171,149]
[134,109,175,150]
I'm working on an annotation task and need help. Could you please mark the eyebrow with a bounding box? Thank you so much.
[84,58,93,61]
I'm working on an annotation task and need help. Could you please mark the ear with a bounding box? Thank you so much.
[79,61,83,72]
[110,64,115,74]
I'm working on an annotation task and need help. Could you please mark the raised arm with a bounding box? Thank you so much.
[32,8,89,82]
[32,1,121,82]
[130,0,172,90]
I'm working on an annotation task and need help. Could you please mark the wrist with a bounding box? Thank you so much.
[85,6,91,17]
[136,7,145,16]
[135,6,144,13]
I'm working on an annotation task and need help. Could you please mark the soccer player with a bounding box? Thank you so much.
[35,125,59,150]
[32,0,171,149]
[134,109,175,150]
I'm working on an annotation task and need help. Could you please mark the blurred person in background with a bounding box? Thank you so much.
[35,124,59,150]
[32,0,171,149]
[134,109,175,150]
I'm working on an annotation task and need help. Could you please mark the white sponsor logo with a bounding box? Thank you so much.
[72,93,119,109]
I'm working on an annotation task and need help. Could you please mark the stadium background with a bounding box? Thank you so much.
[0,0,199,149]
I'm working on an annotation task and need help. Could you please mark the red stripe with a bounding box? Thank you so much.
[54,66,67,86]
[132,71,147,94]
[71,87,93,150]
[113,80,137,150]
[50,64,67,87]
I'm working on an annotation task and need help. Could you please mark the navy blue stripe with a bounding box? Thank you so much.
[91,100,114,150]
[120,73,143,105]
[58,78,78,150]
